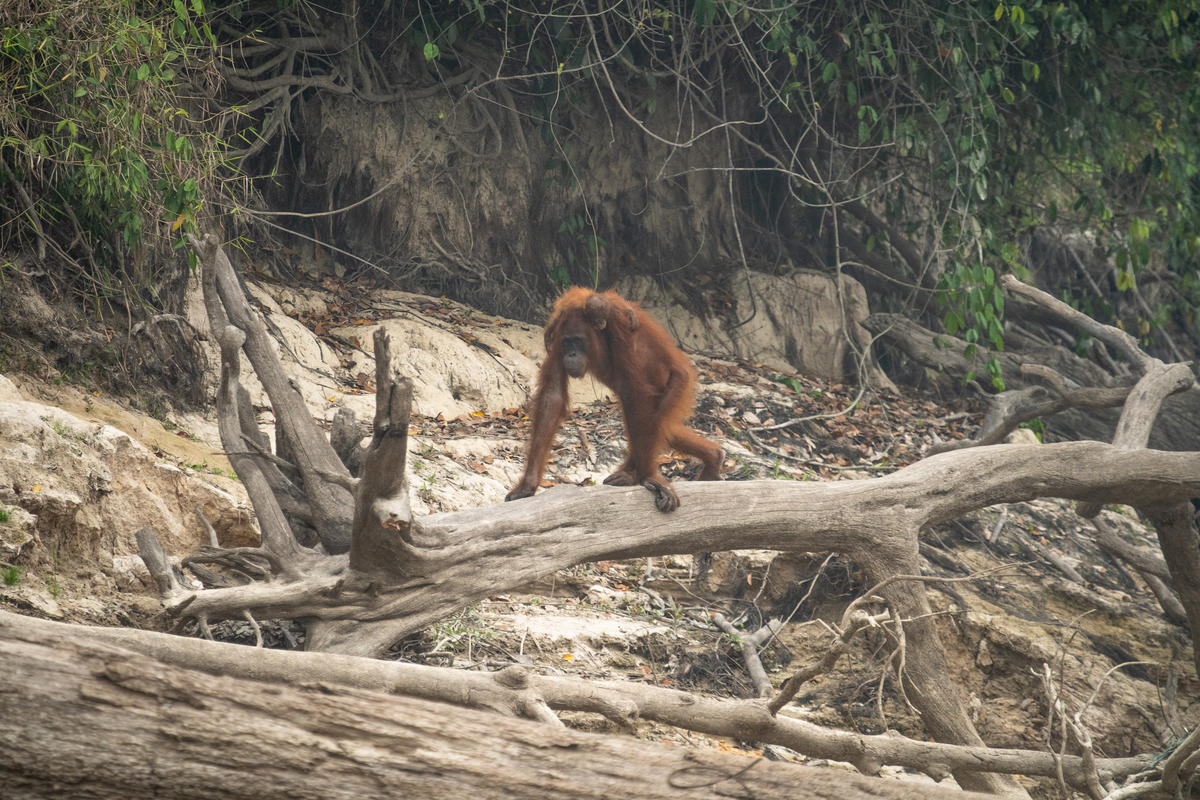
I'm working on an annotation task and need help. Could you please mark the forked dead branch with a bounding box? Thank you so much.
[120,236,1200,798]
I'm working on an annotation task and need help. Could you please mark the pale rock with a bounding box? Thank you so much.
[111,554,153,591]
[0,374,23,402]
[0,505,36,561]
[1004,428,1041,444]
[618,270,895,388]
[0,395,257,572]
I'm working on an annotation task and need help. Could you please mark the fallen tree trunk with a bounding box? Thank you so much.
[0,610,992,800]
[0,610,1153,797]
[156,441,1200,654]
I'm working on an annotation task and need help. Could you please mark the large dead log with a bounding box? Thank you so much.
[0,610,993,800]
[146,438,1198,797]
[873,276,1200,648]
[995,276,1200,673]
[155,442,1200,650]
[2,610,1158,797]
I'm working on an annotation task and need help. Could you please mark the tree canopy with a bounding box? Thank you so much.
[2,1,1199,376]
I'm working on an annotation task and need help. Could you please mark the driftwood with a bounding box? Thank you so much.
[136,245,1200,798]
[998,276,1200,657]
[712,614,783,697]
[0,610,1157,797]
[192,232,354,553]
[873,275,1200,644]
[925,367,1133,455]
[866,306,1200,453]
[141,442,1200,649]
[1093,516,1187,625]
[0,610,1004,800]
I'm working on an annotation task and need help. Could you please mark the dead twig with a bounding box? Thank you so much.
[712,614,782,697]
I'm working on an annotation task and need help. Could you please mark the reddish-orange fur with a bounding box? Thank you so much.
[506,287,723,511]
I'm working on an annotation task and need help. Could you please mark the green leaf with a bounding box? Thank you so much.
[423,41,440,61]
[1134,241,1150,266]
[988,317,1004,345]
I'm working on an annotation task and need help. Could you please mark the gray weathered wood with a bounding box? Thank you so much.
[348,328,414,578]
[189,233,354,553]
[0,610,1154,795]
[0,610,994,800]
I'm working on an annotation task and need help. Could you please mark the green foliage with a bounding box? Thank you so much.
[182,458,235,479]
[7,0,1196,351]
[772,375,805,395]
[0,507,10,523]
[0,0,221,304]
[729,0,1199,369]
[548,265,571,289]
[938,262,1006,390]
[1019,418,1045,441]
[1,564,23,585]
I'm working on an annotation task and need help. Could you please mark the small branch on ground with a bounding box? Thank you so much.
[712,614,783,697]
[1092,517,1186,625]
[768,607,888,716]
